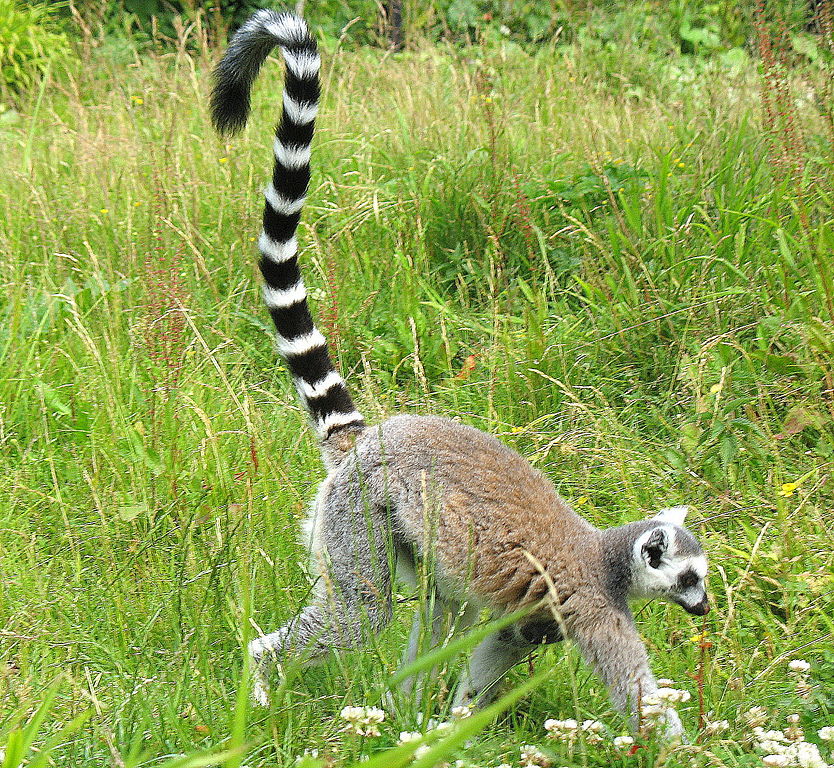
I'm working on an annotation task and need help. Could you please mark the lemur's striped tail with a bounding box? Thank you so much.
[211,10,365,441]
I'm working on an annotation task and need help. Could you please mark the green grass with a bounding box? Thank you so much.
[1,18,833,768]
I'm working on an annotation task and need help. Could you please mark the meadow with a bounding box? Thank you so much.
[1,10,834,768]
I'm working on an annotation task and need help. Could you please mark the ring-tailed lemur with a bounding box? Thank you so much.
[210,9,710,740]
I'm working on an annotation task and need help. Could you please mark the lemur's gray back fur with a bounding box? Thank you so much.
[210,11,709,740]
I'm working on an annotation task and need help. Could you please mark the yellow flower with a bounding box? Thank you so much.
[575,496,589,505]
[484,96,493,104]
[677,162,686,168]
[778,482,798,497]
[690,630,709,644]
[100,207,109,214]
[218,157,228,164]
[131,95,144,106]
[510,425,525,433]
[134,201,142,207]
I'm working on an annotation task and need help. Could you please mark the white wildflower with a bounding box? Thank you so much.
[580,719,605,744]
[642,703,669,720]
[657,678,675,687]
[788,659,811,674]
[655,687,692,704]
[397,731,422,744]
[339,705,385,737]
[787,714,801,724]
[758,741,789,756]
[613,735,635,749]
[793,741,827,768]
[817,726,834,741]
[755,729,789,744]
[543,718,579,741]
[451,705,473,720]
[762,756,791,767]
[364,707,385,723]
[519,744,551,767]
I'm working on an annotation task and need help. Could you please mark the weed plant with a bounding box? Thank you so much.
[0,7,833,768]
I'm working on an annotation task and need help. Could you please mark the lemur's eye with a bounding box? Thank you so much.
[678,571,698,589]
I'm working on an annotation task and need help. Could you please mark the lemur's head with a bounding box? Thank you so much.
[629,506,709,616]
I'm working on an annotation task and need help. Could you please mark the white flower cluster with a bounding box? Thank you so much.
[819,728,834,743]
[396,716,464,761]
[651,688,692,705]
[638,687,692,729]
[339,705,385,737]
[750,711,834,768]
[613,735,635,749]
[758,740,828,768]
[519,744,552,767]
[543,718,605,745]
[543,718,577,741]
[788,659,813,699]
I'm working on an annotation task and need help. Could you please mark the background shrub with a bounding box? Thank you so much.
[0,0,70,95]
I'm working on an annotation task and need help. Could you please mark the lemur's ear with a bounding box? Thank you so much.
[654,505,688,527]
[637,527,669,569]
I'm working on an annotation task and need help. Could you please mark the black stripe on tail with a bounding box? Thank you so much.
[211,10,365,440]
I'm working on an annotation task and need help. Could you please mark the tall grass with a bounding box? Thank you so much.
[0,11,833,768]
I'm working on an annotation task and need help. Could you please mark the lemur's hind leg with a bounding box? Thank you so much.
[398,591,478,702]
[250,494,395,706]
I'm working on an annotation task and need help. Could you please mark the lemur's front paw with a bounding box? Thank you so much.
[660,708,687,743]
[249,636,274,707]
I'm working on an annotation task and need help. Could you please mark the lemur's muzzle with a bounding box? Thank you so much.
[684,599,710,616]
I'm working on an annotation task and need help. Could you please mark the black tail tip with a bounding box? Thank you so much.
[210,78,249,136]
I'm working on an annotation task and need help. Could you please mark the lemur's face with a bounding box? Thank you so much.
[631,507,710,616]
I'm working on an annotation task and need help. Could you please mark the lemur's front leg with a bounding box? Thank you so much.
[571,610,684,741]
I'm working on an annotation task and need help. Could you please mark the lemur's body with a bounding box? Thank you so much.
[211,10,709,739]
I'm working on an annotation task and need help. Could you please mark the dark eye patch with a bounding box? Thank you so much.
[678,570,698,590]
